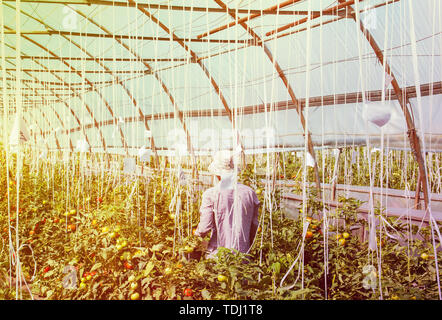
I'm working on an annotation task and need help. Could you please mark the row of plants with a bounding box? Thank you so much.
[0,145,441,300]
[25,146,442,193]
[272,148,441,193]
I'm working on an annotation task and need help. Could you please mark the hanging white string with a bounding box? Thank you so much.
[407,0,441,300]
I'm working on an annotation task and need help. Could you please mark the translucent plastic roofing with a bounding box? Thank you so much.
[1,0,442,156]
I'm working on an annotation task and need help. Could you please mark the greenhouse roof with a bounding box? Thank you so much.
[1,0,442,156]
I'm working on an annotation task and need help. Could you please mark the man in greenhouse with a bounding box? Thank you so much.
[194,150,260,258]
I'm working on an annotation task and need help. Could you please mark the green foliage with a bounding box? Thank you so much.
[0,146,441,300]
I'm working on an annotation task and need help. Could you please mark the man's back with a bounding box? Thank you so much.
[196,183,260,256]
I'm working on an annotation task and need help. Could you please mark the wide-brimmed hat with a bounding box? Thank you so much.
[208,150,235,176]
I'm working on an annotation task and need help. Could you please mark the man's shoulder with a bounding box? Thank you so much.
[237,184,257,194]
[203,184,256,196]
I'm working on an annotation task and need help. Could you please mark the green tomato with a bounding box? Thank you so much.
[130,282,138,290]
[164,267,172,275]
[217,274,228,282]
[184,245,194,253]
[130,292,140,300]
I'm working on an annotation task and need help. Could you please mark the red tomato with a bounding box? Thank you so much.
[43,266,51,273]
[183,288,193,297]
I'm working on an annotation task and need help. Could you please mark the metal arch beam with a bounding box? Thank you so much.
[5,33,108,154]
[21,116,39,146]
[3,4,109,153]
[343,1,430,208]
[1,91,52,150]
[133,1,246,162]
[51,43,130,157]
[3,4,116,155]
[0,1,398,85]
[10,4,131,156]
[38,80,442,135]
[264,0,401,38]
[19,96,58,149]
[212,0,322,195]
[23,4,160,164]
[21,111,54,151]
[265,0,359,37]
[196,0,304,39]
[7,31,255,44]
[3,51,77,152]
[3,62,67,150]
[4,56,189,62]
[69,6,196,169]
[2,31,95,153]
[0,89,52,149]
[21,90,64,150]
[28,108,62,150]
[1,0,339,15]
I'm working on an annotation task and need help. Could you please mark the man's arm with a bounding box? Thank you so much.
[195,190,216,238]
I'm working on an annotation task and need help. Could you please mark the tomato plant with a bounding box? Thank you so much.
[0,145,441,300]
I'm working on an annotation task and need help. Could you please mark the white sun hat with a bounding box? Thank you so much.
[208,150,236,176]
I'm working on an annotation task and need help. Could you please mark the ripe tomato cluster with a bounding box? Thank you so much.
[305,217,322,240]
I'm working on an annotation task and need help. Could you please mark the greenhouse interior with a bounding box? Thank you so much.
[1,0,442,301]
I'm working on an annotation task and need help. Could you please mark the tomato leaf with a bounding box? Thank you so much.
[151,244,163,252]
[144,261,155,276]
[90,263,102,272]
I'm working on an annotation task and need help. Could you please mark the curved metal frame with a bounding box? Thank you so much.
[68,5,198,167]
[2,49,70,150]
[9,3,161,164]
[22,97,58,149]
[2,79,53,149]
[3,10,109,155]
[2,27,98,152]
[0,84,53,150]
[4,3,130,156]
[196,0,304,39]
[4,51,87,152]
[0,0,436,190]
[133,1,246,164]
[210,0,322,194]
[343,1,430,208]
